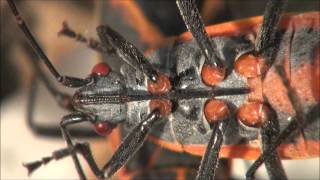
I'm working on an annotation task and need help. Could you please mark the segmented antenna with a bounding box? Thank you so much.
[23,147,73,175]
[58,21,115,54]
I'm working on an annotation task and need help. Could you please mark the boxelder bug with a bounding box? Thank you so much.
[6,0,319,179]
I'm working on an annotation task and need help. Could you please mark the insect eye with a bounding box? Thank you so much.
[93,122,113,136]
[91,62,110,76]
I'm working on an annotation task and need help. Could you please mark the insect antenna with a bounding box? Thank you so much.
[10,9,98,138]
[7,0,93,88]
[23,144,81,175]
[58,21,115,54]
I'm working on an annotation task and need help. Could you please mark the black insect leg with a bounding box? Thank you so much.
[246,70,317,180]
[59,113,99,180]
[260,106,287,180]
[255,0,287,65]
[276,66,306,136]
[97,25,159,82]
[103,109,161,178]
[18,29,98,137]
[23,113,95,179]
[196,119,229,180]
[25,109,162,179]
[58,109,162,179]
[58,21,115,55]
[176,0,224,68]
[246,117,300,180]
[7,0,93,88]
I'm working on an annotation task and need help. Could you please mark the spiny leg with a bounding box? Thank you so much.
[24,109,162,179]
[196,99,231,179]
[260,105,287,180]
[59,113,99,180]
[102,109,161,178]
[97,25,159,82]
[255,0,287,52]
[245,113,317,180]
[250,0,287,179]
[255,0,287,65]
[246,64,313,179]
[276,65,306,136]
[196,119,229,180]
[7,0,92,88]
[176,0,224,68]
[23,113,95,180]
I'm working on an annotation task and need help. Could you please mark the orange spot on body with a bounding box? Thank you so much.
[149,99,172,118]
[147,74,172,95]
[235,54,264,78]
[204,99,229,123]
[237,102,269,128]
[201,64,225,86]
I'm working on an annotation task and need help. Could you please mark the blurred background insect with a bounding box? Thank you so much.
[1,0,319,179]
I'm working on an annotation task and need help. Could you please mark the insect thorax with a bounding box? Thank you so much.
[121,35,252,145]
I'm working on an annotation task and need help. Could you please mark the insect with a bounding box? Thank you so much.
[7,0,319,179]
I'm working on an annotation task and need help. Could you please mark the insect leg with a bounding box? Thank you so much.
[58,21,115,55]
[59,113,100,180]
[97,25,159,82]
[255,0,287,64]
[260,105,287,180]
[246,116,300,180]
[23,113,95,179]
[176,0,224,68]
[25,109,162,179]
[196,119,229,180]
[102,109,161,178]
[7,0,93,88]
[18,32,97,137]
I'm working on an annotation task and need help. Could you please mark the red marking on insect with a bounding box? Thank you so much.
[234,54,265,78]
[149,99,172,118]
[94,122,113,136]
[237,102,269,128]
[170,12,320,160]
[147,74,172,95]
[91,62,110,76]
[201,64,225,86]
[204,99,229,123]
